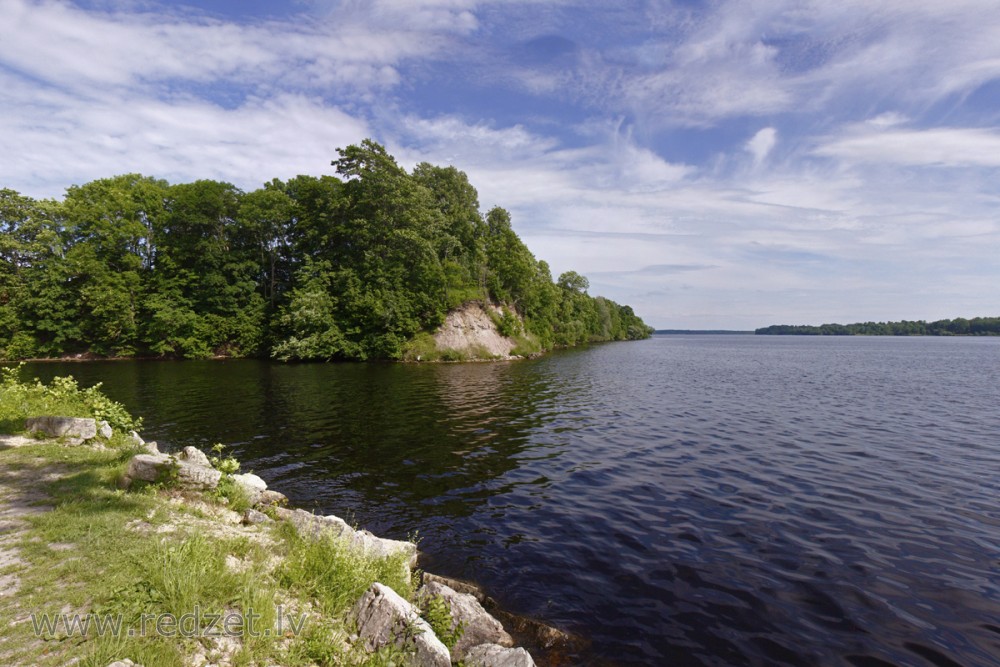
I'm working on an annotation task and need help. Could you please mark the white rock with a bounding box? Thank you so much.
[284,509,352,540]
[464,644,536,667]
[241,509,271,525]
[352,583,450,667]
[177,446,212,468]
[418,581,513,660]
[174,460,223,490]
[25,416,97,445]
[282,509,416,568]
[350,528,418,567]
[129,430,145,446]
[124,453,221,491]
[97,420,113,440]
[231,472,267,505]
[124,453,171,482]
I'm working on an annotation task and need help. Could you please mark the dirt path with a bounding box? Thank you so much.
[0,436,58,601]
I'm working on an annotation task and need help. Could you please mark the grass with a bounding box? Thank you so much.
[0,372,420,666]
[510,332,543,358]
[402,333,501,362]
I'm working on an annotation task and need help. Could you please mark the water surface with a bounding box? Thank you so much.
[22,336,1000,666]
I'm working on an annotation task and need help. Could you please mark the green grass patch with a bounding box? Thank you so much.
[0,376,420,666]
[510,332,543,357]
[275,521,413,618]
[401,331,442,362]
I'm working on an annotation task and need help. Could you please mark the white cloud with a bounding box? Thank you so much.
[0,79,370,195]
[815,126,1000,167]
[0,0,459,96]
[746,128,777,166]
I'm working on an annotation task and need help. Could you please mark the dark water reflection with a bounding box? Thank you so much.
[21,336,1000,666]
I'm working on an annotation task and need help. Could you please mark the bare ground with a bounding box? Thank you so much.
[433,302,517,358]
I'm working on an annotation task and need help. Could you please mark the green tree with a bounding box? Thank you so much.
[61,175,169,356]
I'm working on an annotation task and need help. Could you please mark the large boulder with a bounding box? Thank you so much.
[124,453,222,491]
[352,583,450,667]
[257,489,288,507]
[418,581,514,661]
[177,446,212,468]
[279,509,417,567]
[279,508,352,540]
[350,528,418,566]
[25,416,97,445]
[230,473,267,505]
[464,644,536,667]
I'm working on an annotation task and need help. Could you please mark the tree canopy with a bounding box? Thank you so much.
[0,140,653,361]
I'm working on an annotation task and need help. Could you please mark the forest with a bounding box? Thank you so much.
[0,140,652,361]
[755,318,1000,336]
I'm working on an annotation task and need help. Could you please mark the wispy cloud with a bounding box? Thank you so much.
[746,128,777,167]
[815,125,1000,167]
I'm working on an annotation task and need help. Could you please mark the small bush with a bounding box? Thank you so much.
[209,443,240,474]
[214,475,253,513]
[422,594,463,651]
[0,364,141,433]
[494,308,522,338]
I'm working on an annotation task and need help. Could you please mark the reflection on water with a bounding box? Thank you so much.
[21,336,1000,666]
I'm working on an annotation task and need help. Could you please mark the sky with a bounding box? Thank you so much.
[2,0,1000,329]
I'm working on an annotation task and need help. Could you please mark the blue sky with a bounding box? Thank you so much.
[2,0,1000,329]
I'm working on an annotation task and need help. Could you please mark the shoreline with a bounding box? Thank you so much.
[0,412,576,665]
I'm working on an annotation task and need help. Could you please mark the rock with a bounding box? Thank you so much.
[492,610,578,652]
[423,573,487,602]
[257,489,288,507]
[129,430,145,446]
[271,506,296,522]
[97,420,113,440]
[421,573,583,661]
[106,660,141,667]
[418,581,513,661]
[351,528,418,567]
[124,453,222,491]
[352,582,450,667]
[143,440,160,454]
[25,416,97,445]
[224,554,246,573]
[283,509,416,567]
[231,472,267,505]
[177,446,212,468]
[464,644,536,667]
[272,509,416,581]
[241,509,271,525]
[174,459,223,490]
[283,508,351,539]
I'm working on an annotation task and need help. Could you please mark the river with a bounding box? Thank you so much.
[21,335,1000,666]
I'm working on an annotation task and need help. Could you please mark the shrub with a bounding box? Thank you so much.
[0,364,141,433]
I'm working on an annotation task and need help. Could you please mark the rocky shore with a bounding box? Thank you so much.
[1,415,565,667]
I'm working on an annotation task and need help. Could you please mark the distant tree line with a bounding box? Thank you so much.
[0,140,652,361]
[755,317,1000,336]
